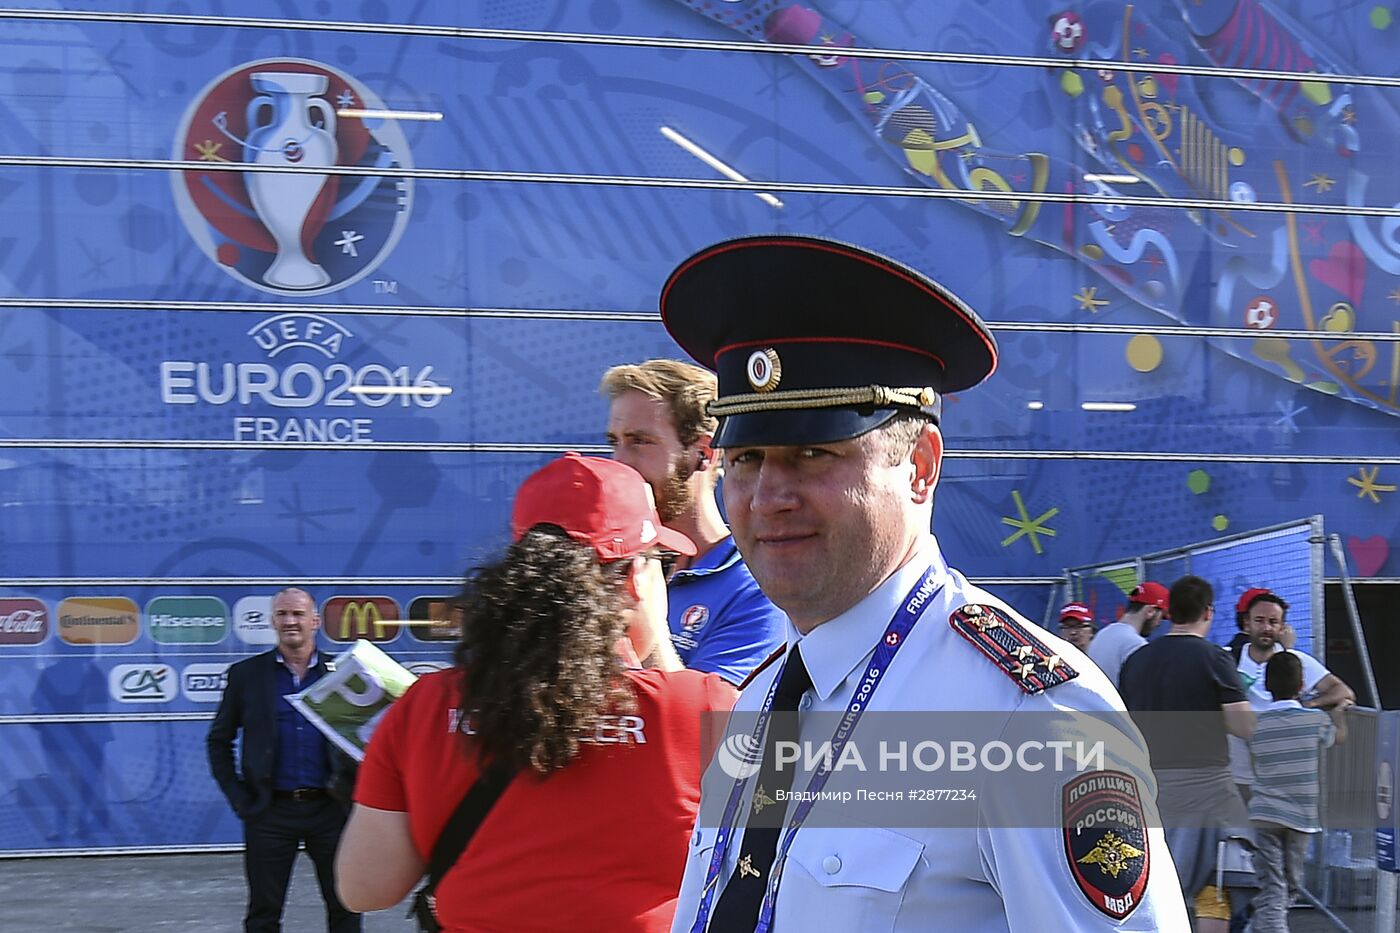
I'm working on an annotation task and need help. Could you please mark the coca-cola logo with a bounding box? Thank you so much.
[0,598,49,646]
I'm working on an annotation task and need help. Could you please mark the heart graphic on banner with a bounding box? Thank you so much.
[1346,534,1389,577]
[1309,242,1366,306]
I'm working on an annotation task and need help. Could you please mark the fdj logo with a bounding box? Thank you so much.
[109,664,177,703]
[183,663,231,702]
[322,596,401,643]
[172,59,415,296]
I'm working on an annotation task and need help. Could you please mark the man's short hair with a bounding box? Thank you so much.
[1168,575,1214,626]
[1246,591,1289,619]
[1264,651,1304,701]
[599,359,717,447]
[872,412,933,465]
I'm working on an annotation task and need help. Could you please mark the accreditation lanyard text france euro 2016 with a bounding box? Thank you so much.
[688,565,943,933]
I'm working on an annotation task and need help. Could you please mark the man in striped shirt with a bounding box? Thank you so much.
[1247,652,1352,932]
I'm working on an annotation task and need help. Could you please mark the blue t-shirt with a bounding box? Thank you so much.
[667,536,786,685]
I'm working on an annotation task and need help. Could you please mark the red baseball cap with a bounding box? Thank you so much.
[1128,581,1169,612]
[1236,587,1271,614]
[511,453,697,561]
[1059,602,1094,625]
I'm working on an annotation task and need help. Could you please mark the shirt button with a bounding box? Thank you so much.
[822,855,842,875]
[799,694,813,712]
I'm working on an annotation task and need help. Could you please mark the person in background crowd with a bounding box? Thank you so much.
[662,235,1188,931]
[1228,590,1355,802]
[1120,575,1254,933]
[1057,601,1097,652]
[1228,587,1295,659]
[1227,588,1270,658]
[601,359,786,684]
[207,587,361,933]
[1247,652,1351,933]
[336,453,737,932]
[1088,581,1169,690]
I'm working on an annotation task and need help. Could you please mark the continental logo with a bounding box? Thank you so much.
[0,598,50,646]
[146,596,229,645]
[322,596,401,643]
[406,596,462,643]
[58,597,140,646]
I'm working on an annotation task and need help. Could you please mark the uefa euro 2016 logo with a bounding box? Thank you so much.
[172,59,414,296]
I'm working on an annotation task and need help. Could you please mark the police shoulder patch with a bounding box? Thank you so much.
[947,603,1078,694]
[1062,770,1150,920]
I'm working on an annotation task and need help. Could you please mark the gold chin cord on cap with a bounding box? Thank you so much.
[707,385,939,417]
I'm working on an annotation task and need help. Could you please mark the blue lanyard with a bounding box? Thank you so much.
[689,565,942,933]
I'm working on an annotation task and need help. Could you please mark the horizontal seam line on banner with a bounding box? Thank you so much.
[0,713,216,724]
[0,576,1061,587]
[0,441,1393,463]
[0,844,243,859]
[0,301,1396,341]
[0,9,1396,87]
[0,577,464,585]
[1,155,1399,218]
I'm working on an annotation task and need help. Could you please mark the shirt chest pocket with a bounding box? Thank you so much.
[779,827,925,932]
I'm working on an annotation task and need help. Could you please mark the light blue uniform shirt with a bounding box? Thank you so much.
[667,535,786,686]
[672,534,1190,932]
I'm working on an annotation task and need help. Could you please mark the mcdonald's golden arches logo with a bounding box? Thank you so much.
[321,596,401,643]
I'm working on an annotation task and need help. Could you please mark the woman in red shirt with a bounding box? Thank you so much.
[336,454,737,932]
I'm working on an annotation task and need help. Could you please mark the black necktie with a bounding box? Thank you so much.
[710,644,812,932]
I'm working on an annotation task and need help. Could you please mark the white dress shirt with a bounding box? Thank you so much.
[672,534,1189,932]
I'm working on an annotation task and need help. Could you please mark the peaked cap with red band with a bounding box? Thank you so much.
[660,235,999,447]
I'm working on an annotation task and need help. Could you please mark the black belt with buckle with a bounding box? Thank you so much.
[274,787,327,802]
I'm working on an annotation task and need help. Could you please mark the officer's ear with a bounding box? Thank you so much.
[910,423,943,505]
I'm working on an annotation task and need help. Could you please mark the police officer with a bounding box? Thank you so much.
[662,236,1189,931]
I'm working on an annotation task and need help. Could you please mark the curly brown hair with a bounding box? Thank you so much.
[453,526,638,774]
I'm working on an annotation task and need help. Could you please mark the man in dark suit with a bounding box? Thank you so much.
[208,587,361,933]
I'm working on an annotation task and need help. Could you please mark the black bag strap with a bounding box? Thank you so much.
[423,760,514,895]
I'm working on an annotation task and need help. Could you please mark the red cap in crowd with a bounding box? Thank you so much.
[1236,587,1271,614]
[511,452,697,561]
[1059,602,1094,625]
[1128,581,1170,612]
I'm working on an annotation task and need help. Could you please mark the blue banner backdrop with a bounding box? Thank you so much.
[1,0,1396,851]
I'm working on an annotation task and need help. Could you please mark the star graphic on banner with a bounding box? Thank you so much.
[335,230,365,257]
[277,484,355,545]
[1273,400,1308,434]
[1001,490,1059,554]
[1073,286,1109,313]
[1132,46,1150,59]
[194,139,228,162]
[1303,173,1336,193]
[1389,287,1400,304]
[1342,105,1357,125]
[336,89,356,108]
[77,239,114,280]
[1348,466,1396,504]
[1301,220,1326,243]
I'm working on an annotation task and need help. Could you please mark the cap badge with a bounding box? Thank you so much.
[746,348,782,392]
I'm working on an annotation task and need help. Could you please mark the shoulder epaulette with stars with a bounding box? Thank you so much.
[949,603,1079,695]
[738,645,788,691]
